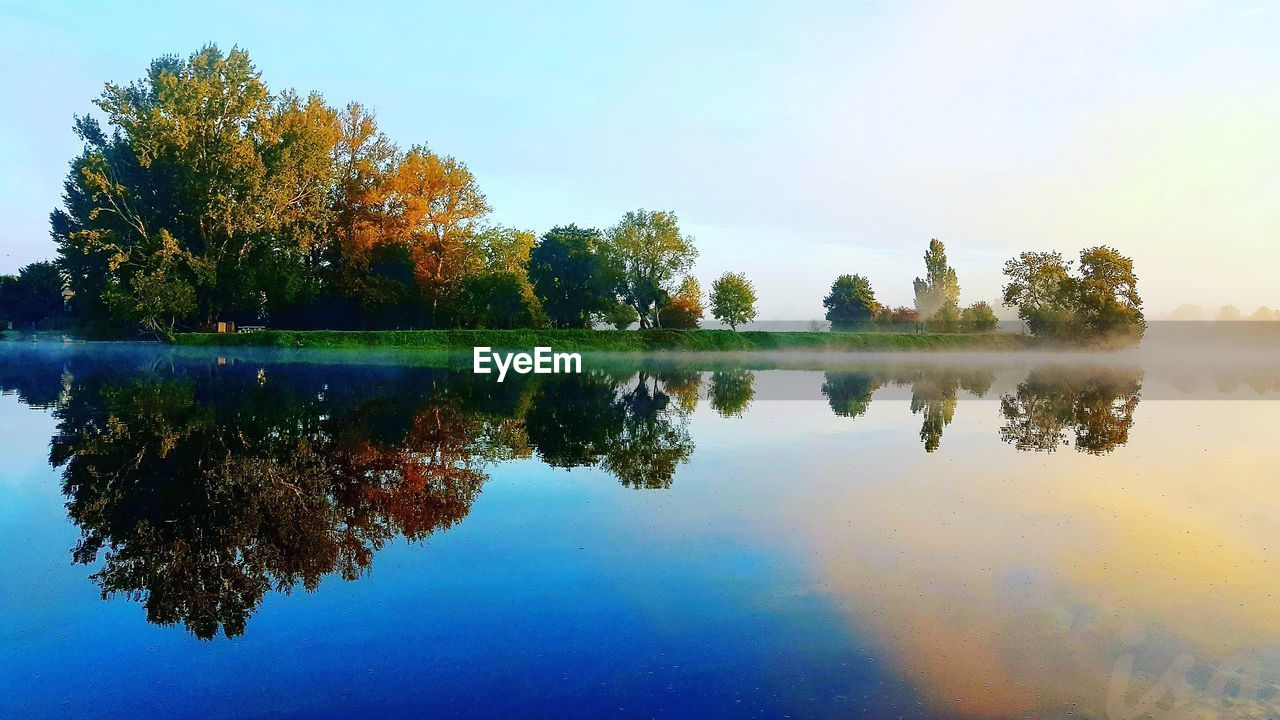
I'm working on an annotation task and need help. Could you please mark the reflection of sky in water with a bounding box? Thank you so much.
[2,345,1279,719]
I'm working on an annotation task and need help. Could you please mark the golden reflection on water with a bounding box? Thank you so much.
[788,399,1280,718]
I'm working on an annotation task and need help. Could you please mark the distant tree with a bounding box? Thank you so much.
[1249,306,1275,321]
[709,272,757,330]
[1166,304,1204,321]
[599,210,698,328]
[658,276,703,329]
[0,261,65,328]
[1217,305,1242,321]
[823,274,880,328]
[959,301,998,332]
[528,225,612,328]
[913,239,960,321]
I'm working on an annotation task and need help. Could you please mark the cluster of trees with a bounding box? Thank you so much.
[821,365,1142,455]
[0,261,65,329]
[818,238,1147,341]
[1001,246,1145,340]
[43,45,759,337]
[821,239,998,332]
[1168,304,1280,321]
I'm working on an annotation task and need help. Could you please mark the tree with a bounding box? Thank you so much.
[1002,247,1144,341]
[1075,246,1144,337]
[600,303,638,330]
[709,369,755,417]
[0,261,65,328]
[657,276,703,329]
[824,274,880,328]
[1249,306,1274,321]
[384,145,490,325]
[1217,305,1242,321]
[599,210,698,328]
[959,301,998,332]
[913,239,960,321]
[709,272,757,330]
[51,45,339,330]
[1001,251,1078,337]
[528,225,613,328]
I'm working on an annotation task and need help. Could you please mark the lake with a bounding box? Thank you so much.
[2,341,1278,719]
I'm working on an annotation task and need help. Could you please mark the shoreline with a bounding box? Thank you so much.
[168,328,1040,352]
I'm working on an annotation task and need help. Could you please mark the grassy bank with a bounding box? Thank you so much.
[172,328,1038,352]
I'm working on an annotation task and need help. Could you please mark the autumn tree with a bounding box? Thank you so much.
[383,145,490,325]
[658,276,703,329]
[1002,246,1144,341]
[1075,245,1144,336]
[600,210,698,328]
[709,272,757,330]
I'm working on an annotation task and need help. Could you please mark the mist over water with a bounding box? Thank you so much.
[1,335,1278,719]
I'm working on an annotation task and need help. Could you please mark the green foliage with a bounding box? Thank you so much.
[600,303,638,330]
[657,276,703,329]
[823,274,880,328]
[0,261,65,328]
[1002,246,1144,341]
[174,328,1037,351]
[709,369,755,417]
[913,238,960,320]
[528,225,613,328]
[709,272,757,330]
[600,209,698,328]
[52,46,339,331]
[457,272,544,329]
[959,301,998,332]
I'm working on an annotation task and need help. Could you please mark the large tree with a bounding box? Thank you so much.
[0,262,65,328]
[528,225,613,329]
[600,210,698,328]
[824,274,880,328]
[51,45,339,331]
[913,238,960,321]
[383,145,490,325]
[1002,247,1144,340]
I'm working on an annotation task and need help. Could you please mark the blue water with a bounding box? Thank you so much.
[3,342,1279,719]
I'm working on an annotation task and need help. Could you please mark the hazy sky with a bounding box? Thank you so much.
[1,0,1276,317]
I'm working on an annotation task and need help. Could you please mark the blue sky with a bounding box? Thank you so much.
[2,0,1277,317]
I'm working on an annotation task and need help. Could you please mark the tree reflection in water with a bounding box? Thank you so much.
[821,368,996,452]
[998,367,1143,454]
[0,353,699,639]
[0,349,1144,639]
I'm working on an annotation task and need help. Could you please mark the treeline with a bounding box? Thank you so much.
[37,45,759,338]
[10,44,1147,341]
[818,238,1146,340]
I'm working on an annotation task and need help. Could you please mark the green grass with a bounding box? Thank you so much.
[171,328,1038,352]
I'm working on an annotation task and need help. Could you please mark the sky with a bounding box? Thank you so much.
[1,0,1277,318]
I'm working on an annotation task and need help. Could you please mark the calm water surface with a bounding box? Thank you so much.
[2,342,1279,719]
